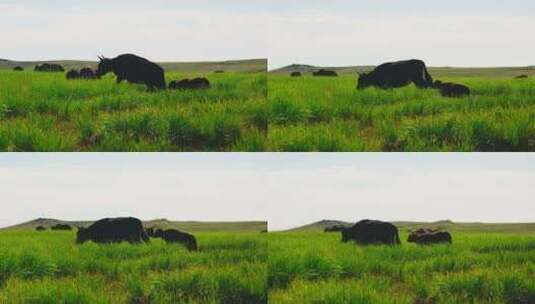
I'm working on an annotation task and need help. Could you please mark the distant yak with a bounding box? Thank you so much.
[34,63,64,72]
[79,67,98,79]
[290,72,302,77]
[96,54,166,90]
[35,226,46,231]
[154,228,198,251]
[313,69,338,77]
[51,224,72,231]
[438,82,471,98]
[76,217,149,244]
[66,69,80,79]
[66,68,98,80]
[168,78,210,90]
[515,75,528,79]
[341,220,400,246]
[214,70,225,73]
[13,66,24,71]
[357,59,434,90]
[408,228,452,245]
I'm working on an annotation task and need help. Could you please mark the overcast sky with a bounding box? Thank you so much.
[267,0,535,69]
[1,0,268,62]
[0,153,533,231]
[3,1,534,68]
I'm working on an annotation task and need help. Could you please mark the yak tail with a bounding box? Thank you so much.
[394,233,401,245]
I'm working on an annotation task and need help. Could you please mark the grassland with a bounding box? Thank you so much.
[0,64,267,152]
[0,229,267,303]
[268,230,535,304]
[268,67,535,151]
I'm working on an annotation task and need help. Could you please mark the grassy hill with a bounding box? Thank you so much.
[271,63,535,78]
[3,218,267,233]
[286,219,535,234]
[0,58,267,73]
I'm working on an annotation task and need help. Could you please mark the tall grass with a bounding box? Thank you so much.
[0,230,267,303]
[268,232,535,303]
[268,75,535,151]
[0,71,267,151]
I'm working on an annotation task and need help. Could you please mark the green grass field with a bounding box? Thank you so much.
[268,231,535,304]
[268,74,535,151]
[0,229,267,303]
[0,69,267,152]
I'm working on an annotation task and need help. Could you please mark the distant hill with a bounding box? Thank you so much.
[271,63,535,78]
[3,218,267,233]
[286,219,535,234]
[0,58,267,73]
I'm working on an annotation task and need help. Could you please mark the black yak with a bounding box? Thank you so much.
[290,72,302,77]
[168,78,210,90]
[96,54,166,90]
[357,59,434,90]
[13,66,24,71]
[66,69,80,80]
[214,70,225,73]
[76,217,149,244]
[51,224,72,231]
[154,228,197,251]
[35,226,46,231]
[313,69,338,77]
[79,67,98,79]
[341,220,400,245]
[515,75,528,79]
[438,82,470,98]
[35,63,64,72]
[408,228,452,245]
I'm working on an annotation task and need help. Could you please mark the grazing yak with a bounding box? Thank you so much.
[290,71,302,77]
[96,54,166,90]
[154,229,198,251]
[51,224,72,231]
[76,217,149,244]
[408,228,452,245]
[313,69,338,77]
[35,226,46,231]
[66,69,80,79]
[34,63,64,72]
[214,70,225,73]
[438,82,471,98]
[357,59,434,90]
[79,67,98,79]
[168,78,210,90]
[13,66,24,71]
[341,220,400,245]
[515,75,528,79]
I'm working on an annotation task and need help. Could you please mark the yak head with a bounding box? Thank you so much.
[96,56,114,77]
[75,227,90,244]
[357,72,372,90]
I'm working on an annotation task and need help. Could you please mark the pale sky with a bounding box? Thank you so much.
[0,154,533,231]
[1,0,268,62]
[3,1,534,68]
[267,1,535,69]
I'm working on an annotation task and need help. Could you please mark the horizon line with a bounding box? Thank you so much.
[268,62,535,72]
